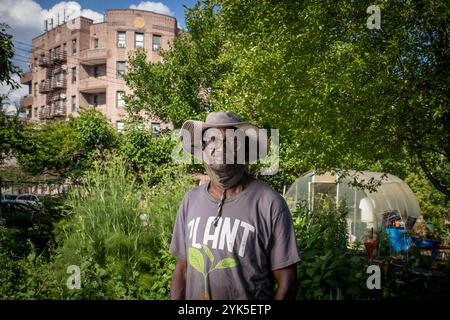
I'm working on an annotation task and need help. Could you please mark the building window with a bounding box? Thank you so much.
[63,43,67,54]
[71,67,76,83]
[54,99,61,111]
[54,46,60,59]
[71,95,76,112]
[93,95,98,107]
[135,32,144,49]
[117,91,125,108]
[117,61,126,77]
[93,66,99,78]
[116,121,124,132]
[151,122,161,136]
[94,38,99,48]
[72,39,77,54]
[117,31,126,48]
[152,35,161,51]
[34,58,38,72]
[33,82,37,97]
[34,107,38,118]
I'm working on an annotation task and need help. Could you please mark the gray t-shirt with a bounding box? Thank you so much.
[169,178,301,300]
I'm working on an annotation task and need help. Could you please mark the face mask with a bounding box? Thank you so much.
[205,164,245,190]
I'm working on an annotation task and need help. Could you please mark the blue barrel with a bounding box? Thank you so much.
[386,227,412,253]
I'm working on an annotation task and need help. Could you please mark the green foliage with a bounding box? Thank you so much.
[15,110,117,180]
[118,124,176,185]
[125,0,449,198]
[2,0,449,301]
[0,241,63,299]
[218,0,449,195]
[0,112,31,166]
[0,195,67,299]
[16,119,80,178]
[0,23,20,90]
[74,109,117,154]
[293,200,372,300]
[49,157,194,299]
[405,171,449,235]
[124,2,227,127]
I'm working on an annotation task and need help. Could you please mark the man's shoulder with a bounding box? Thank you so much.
[183,183,205,201]
[251,179,288,211]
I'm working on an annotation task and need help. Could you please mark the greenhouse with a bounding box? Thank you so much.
[284,171,421,241]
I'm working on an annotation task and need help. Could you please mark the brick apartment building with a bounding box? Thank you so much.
[19,9,177,133]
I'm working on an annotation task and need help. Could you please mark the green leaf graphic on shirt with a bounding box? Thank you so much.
[188,247,204,274]
[202,244,214,264]
[214,257,238,269]
[188,245,238,299]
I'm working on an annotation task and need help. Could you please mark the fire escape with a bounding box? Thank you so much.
[38,50,67,120]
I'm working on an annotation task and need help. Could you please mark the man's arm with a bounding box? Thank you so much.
[171,258,187,300]
[273,263,297,300]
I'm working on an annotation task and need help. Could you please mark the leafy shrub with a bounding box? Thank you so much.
[118,124,176,185]
[293,200,373,300]
[50,157,194,299]
[405,172,449,237]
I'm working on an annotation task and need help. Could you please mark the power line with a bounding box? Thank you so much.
[12,58,30,65]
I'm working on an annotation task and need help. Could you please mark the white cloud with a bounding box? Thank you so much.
[130,1,174,16]
[0,75,29,105]
[41,1,104,23]
[0,0,103,102]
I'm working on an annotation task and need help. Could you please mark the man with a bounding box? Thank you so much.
[170,111,300,300]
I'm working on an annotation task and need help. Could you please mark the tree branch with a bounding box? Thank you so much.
[416,148,450,197]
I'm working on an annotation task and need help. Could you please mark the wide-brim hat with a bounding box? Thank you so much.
[180,111,268,163]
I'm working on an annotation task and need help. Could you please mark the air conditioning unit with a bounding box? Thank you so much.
[61,64,67,70]
[60,94,66,99]
[118,43,126,48]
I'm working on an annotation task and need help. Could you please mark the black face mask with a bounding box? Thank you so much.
[205,163,245,190]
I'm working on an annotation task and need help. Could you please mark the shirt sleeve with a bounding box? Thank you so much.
[269,204,301,271]
[169,195,187,260]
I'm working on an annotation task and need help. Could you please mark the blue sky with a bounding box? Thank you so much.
[35,0,197,29]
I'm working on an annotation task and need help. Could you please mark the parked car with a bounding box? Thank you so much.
[0,193,17,201]
[0,200,40,227]
[15,193,41,206]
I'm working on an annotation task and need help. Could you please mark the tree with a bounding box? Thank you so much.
[16,119,80,179]
[74,109,118,161]
[118,123,176,185]
[16,110,118,181]
[123,0,449,198]
[124,2,227,128]
[0,23,20,93]
[0,23,25,212]
[212,0,449,195]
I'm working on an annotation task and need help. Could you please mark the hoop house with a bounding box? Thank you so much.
[284,171,421,241]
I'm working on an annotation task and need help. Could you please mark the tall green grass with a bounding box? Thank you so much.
[50,158,194,299]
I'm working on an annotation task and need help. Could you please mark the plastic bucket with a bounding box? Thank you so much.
[386,227,412,253]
